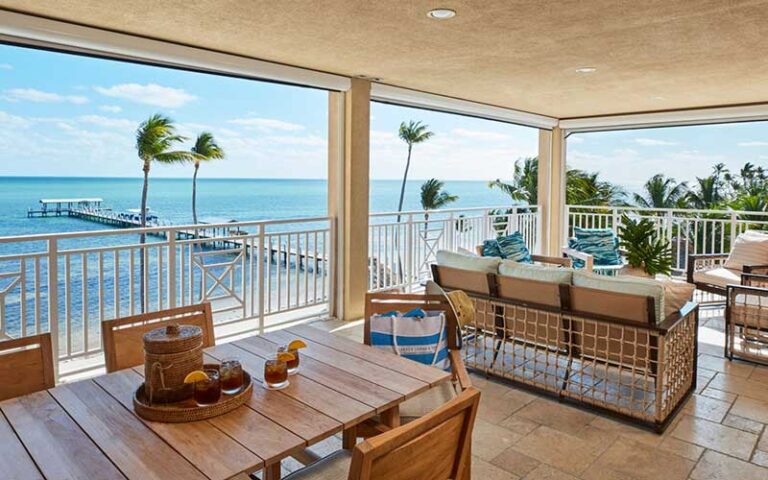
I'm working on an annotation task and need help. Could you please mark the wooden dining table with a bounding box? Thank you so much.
[0,324,452,480]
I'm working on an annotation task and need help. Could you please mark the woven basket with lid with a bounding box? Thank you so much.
[143,324,203,404]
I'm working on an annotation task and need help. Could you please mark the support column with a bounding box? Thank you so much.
[328,79,371,321]
[537,127,567,257]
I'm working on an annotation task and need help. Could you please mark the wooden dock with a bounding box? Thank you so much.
[28,203,326,270]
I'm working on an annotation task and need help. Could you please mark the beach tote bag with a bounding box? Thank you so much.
[369,308,449,370]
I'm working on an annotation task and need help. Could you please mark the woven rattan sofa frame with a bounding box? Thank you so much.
[431,264,699,433]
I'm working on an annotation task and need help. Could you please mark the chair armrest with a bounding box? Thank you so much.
[531,254,572,267]
[687,253,729,282]
[475,245,484,256]
[741,273,768,288]
[562,247,594,271]
[449,350,472,391]
[744,264,768,275]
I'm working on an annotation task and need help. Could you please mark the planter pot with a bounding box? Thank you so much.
[623,265,653,278]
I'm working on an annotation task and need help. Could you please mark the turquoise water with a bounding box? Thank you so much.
[0,176,510,239]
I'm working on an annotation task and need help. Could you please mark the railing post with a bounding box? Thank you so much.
[729,211,738,251]
[404,214,413,291]
[47,238,60,379]
[447,211,455,251]
[611,208,620,234]
[167,229,177,308]
[511,207,519,236]
[257,224,266,334]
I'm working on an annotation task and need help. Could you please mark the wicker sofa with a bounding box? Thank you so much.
[431,259,698,432]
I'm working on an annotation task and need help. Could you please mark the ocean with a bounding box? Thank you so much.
[0,176,511,239]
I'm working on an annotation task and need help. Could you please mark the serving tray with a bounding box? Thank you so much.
[133,367,253,423]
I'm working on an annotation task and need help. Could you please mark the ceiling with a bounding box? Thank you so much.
[2,0,768,119]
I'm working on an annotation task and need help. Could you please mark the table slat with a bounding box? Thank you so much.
[50,380,207,480]
[206,343,373,427]
[288,324,451,385]
[236,334,401,412]
[95,369,262,480]
[0,408,44,480]
[265,330,429,398]
[1,391,125,480]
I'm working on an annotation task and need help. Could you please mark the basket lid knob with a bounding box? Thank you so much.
[165,324,180,335]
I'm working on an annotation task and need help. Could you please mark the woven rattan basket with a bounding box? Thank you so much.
[133,366,253,422]
[143,324,203,404]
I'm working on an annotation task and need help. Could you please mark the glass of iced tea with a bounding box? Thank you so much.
[263,354,290,389]
[220,358,244,394]
[278,346,301,375]
[193,368,221,406]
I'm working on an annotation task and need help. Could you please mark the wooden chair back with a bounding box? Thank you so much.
[0,333,55,401]
[102,303,214,372]
[348,387,480,480]
[364,293,458,350]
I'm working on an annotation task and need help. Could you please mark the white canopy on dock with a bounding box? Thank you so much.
[40,198,103,204]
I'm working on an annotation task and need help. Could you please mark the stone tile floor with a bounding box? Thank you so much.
[300,309,768,480]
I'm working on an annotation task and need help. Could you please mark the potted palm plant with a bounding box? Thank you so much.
[617,214,674,277]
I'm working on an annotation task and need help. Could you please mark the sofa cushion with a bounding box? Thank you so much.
[659,277,696,319]
[496,232,533,263]
[693,267,741,288]
[571,227,622,266]
[436,250,501,273]
[725,230,768,271]
[499,260,573,284]
[572,270,665,322]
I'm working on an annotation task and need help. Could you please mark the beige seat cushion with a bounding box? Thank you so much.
[725,230,768,271]
[499,260,574,284]
[283,450,351,480]
[693,266,741,288]
[659,277,696,318]
[572,270,665,322]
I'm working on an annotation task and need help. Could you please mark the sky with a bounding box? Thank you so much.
[1,43,767,187]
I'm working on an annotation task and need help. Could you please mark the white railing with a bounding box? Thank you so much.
[0,217,334,372]
[368,205,540,291]
[567,205,768,273]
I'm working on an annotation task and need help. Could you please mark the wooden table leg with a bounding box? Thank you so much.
[380,405,401,428]
[342,425,357,450]
[264,462,281,480]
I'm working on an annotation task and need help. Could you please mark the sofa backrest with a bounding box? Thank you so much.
[569,285,654,325]
[431,265,493,296]
[495,275,562,308]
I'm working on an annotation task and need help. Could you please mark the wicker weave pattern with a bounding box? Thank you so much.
[461,295,697,430]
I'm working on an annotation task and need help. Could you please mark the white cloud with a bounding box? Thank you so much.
[3,88,88,104]
[94,83,196,108]
[0,111,32,128]
[99,105,122,113]
[0,64,12,70]
[633,138,677,146]
[227,117,305,131]
[77,115,136,129]
[737,141,768,147]
[450,128,509,141]
[263,135,326,147]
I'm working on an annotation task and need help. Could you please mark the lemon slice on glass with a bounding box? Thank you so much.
[184,370,209,384]
[277,352,296,363]
[288,339,308,350]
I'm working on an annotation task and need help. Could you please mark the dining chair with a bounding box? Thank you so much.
[282,387,481,480]
[0,333,55,401]
[102,302,214,372]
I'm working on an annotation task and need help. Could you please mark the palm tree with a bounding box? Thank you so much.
[396,121,434,222]
[488,156,538,204]
[633,174,688,208]
[420,179,458,222]
[687,176,724,209]
[136,114,190,233]
[190,132,225,224]
[566,169,626,206]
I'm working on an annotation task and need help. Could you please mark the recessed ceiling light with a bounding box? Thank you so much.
[356,74,382,82]
[651,95,665,101]
[427,8,456,20]
[575,67,597,74]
